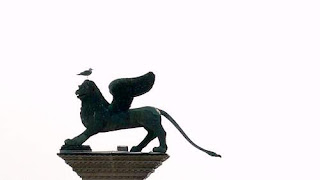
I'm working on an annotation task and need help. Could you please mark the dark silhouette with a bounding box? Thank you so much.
[61,72,221,157]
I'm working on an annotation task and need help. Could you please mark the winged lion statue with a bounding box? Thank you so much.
[62,72,221,157]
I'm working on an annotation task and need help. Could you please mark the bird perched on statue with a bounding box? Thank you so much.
[78,68,93,78]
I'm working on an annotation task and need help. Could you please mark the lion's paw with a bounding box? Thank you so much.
[153,146,167,153]
[64,139,78,145]
[130,146,142,152]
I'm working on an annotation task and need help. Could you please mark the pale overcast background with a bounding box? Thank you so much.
[1,1,320,180]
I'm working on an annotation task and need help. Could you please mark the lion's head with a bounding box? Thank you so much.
[76,80,104,101]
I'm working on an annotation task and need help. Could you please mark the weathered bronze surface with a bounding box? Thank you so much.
[62,72,221,157]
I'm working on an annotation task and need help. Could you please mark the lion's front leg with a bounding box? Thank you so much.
[64,134,87,146]
[64,128,98,146]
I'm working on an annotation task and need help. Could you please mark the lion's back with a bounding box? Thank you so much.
[128,106,161,123]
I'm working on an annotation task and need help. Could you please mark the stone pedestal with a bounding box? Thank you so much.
[58,151,169,180]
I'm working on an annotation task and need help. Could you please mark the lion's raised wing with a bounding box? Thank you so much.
[108,72,155,113]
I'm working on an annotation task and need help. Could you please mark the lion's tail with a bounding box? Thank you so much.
[158,109,221,158]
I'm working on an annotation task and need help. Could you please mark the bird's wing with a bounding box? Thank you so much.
[78,70,88,75]
[108,72,155,113]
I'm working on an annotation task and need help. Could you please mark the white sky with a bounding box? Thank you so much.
[0,0,320,179]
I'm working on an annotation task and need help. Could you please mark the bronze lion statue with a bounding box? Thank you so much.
[63,72,221,157]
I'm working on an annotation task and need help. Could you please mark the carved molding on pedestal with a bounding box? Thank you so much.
[58,151,169,180]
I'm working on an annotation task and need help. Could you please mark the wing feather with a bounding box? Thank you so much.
[108,72,155,112]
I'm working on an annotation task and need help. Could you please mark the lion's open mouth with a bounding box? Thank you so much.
[76,93,86,99]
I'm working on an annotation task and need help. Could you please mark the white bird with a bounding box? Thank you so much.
[78,68,93,78]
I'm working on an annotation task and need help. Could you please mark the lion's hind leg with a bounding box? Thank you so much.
[152,125,168,153]
[130,130,156,152]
